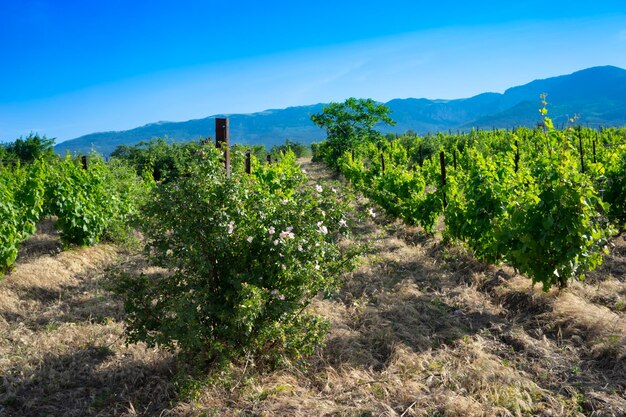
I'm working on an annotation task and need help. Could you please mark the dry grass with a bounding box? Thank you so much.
[1,160,625,416]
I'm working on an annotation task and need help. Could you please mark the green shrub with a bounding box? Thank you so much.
[46,156,151,247]
[117,147,357,367]
[0,161,46,275]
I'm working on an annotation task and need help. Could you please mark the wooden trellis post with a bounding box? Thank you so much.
[215,118,231,177]
[439,151,447,208]
[419,143,423,167]
[245,150,251,174]
[577,126,585,174]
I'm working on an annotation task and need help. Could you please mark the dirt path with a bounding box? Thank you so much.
[1,161,625,416]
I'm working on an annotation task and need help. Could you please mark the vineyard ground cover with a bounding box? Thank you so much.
[0,159,624,416]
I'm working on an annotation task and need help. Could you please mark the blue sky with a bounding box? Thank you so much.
[1,1,625,143]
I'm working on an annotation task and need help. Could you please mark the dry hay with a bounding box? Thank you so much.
[1,160,625,416]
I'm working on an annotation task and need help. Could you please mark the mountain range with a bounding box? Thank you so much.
[55,65,626,156]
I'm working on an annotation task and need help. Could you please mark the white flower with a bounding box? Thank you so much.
[314,264,320,270]
[321,210,326,217]
[286,226,293,232]
[268,226,275,235]
[297,245,303,252]
[280,230,295,239]
[315,184,323,193]
[301,169,307,174]
[273,239,280,246]
[281,199,289,205]
[227,221,235,234]
[271,289,285,300]
[318,225,328,235]
[331,187,337,193]
[246,236,254,243]
[339,219,347,227]
[281,264,286,270]
[368,208,376,218]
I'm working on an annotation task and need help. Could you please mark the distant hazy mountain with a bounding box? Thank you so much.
[55,66,626,156]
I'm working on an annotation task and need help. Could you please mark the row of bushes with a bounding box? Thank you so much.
[2,134,356,371]
[0,156,152,276]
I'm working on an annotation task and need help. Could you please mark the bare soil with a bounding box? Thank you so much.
[1,160,624,416]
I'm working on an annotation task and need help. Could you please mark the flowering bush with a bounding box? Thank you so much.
[117,148,357,366]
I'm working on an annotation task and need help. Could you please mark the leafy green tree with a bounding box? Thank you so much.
[3,134,56,163]
[311,98,395,168]
[110,138,199,182]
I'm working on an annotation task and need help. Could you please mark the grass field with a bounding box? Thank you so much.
[1,159,625,417]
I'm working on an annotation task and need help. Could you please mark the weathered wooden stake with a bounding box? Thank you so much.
[266,154,272,165]
[593,133,597,164]
[81,155,88,170]
[419,143,423,167]
[577,126,585,174]
[514,140,520,173]
[439,151,447,208]
[453,149,457,170]
[245,150,251,174]
[215,118,231,177]
[381,152,385,174]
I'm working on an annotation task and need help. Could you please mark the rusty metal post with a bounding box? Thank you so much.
[245,150,251,174]
[81,155,88,170]
[514,140,520,173]
[380,151,385,174]
[215,118,230,177]
[439,151,447,208]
